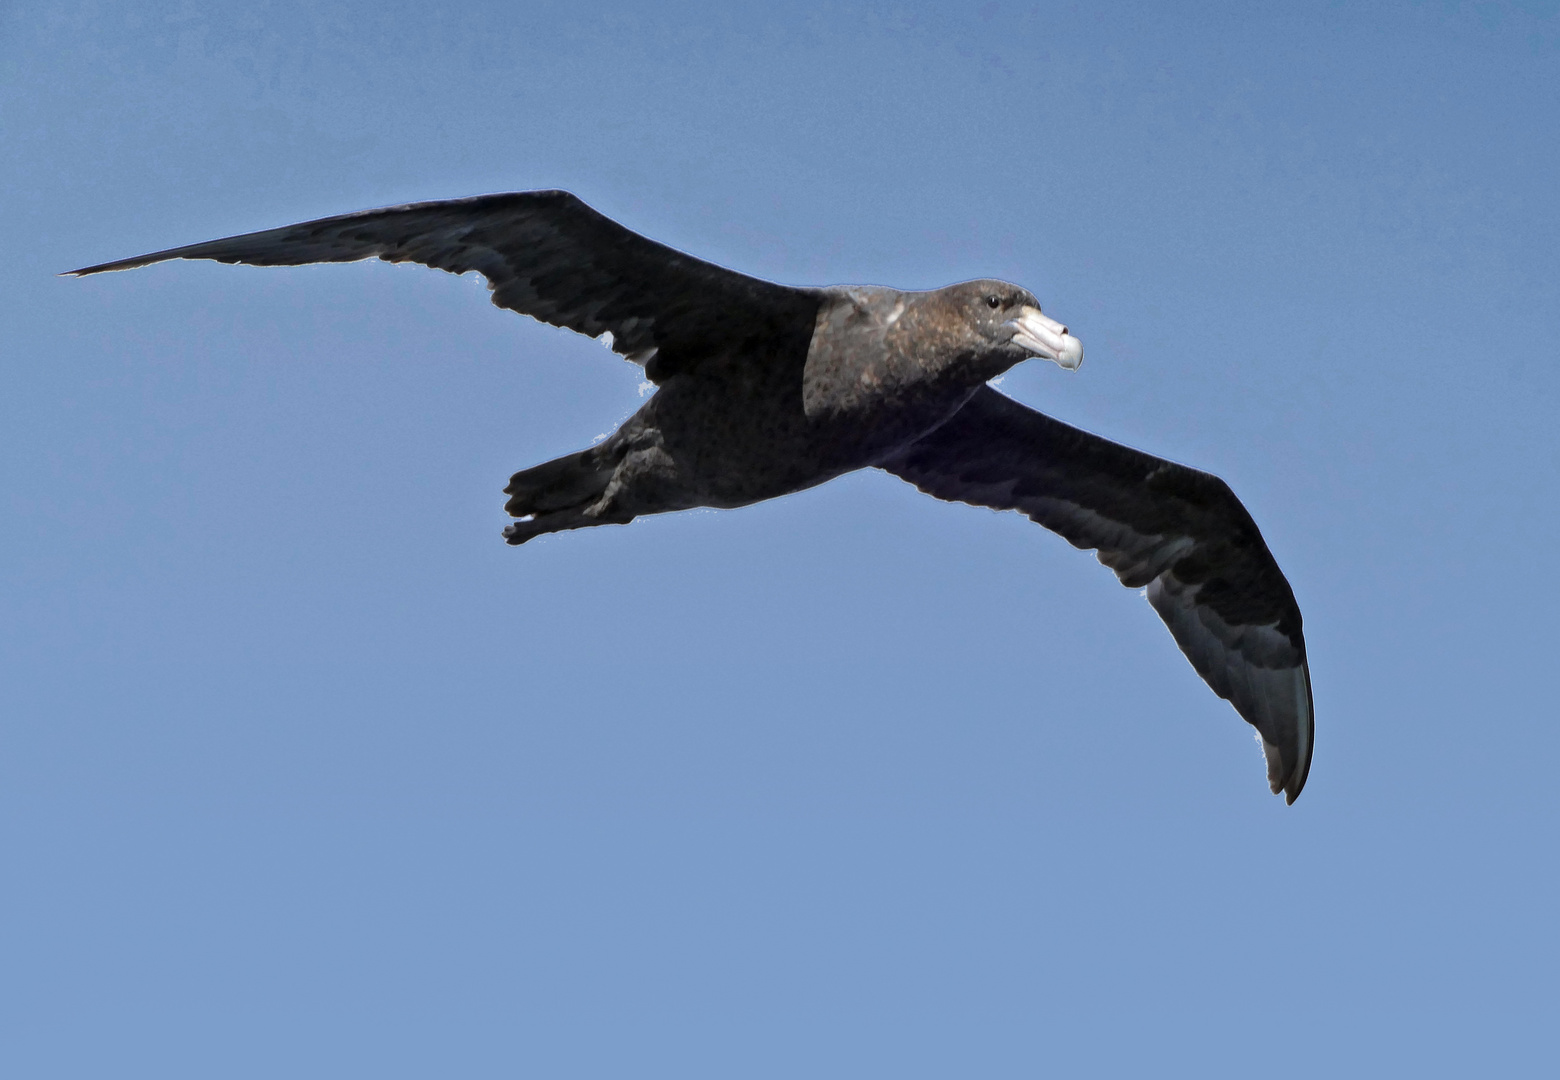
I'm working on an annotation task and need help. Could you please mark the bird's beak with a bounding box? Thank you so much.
[1005,306,1083,370]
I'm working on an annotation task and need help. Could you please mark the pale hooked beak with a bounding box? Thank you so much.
[1005,305,1084,370]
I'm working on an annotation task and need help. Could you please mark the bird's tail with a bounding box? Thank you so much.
[501,447,626,545]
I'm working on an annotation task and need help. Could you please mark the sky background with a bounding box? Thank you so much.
[3,1,1558,1075]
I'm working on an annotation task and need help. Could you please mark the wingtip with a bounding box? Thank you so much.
[1251,657,1313,805]
[1261,725,1311,805]
[63,258,139,277]
[1282,745,1312,804]
[63,261,121,277]
[1283,661,1315,804]
[1282,761,1306,804]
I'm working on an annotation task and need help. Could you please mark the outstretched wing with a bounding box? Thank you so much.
[67,190,820,382]
[880,386,1313,803]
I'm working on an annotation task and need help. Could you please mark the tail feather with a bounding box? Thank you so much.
[503,450,613,517]
[502,447,636,545]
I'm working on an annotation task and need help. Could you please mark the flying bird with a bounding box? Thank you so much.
[68,190,1313,802]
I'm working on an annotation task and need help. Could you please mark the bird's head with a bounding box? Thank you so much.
[947,279,1084,372]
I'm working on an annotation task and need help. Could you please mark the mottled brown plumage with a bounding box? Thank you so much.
[68,190,1312,802]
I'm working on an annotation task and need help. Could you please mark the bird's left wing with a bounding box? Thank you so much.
[879,386,1313,802]
[66,190,819,382]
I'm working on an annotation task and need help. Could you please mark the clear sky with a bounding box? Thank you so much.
[3,1,1557,1076]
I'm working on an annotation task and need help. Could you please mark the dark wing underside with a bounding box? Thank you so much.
[880,386,1312,802]
[67,190,820,382]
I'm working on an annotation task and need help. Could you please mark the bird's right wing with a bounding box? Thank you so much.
[67,190,821,382]
[880,386,1313,802]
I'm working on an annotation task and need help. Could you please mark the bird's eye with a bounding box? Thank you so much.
[986,295,1001,309]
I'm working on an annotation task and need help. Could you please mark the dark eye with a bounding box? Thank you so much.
[986,295,1001,309]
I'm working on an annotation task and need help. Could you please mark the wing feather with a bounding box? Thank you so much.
[880,386,1313,802]
[67,190,819,382]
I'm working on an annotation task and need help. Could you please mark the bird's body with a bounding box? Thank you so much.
[69,190,1313,802]
[505,282,1050,541]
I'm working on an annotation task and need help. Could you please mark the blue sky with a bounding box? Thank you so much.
[3,1,1557,1075]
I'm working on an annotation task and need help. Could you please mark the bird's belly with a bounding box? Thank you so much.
[630,372,973,511]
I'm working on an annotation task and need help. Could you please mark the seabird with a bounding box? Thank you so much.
[68,190,1314,802]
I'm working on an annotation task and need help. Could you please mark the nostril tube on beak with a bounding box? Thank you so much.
[1030,310,1068,337]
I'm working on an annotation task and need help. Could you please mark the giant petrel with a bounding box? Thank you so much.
[68,190,1313,803]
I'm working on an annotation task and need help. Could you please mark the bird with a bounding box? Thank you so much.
[68,189,1313,803]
